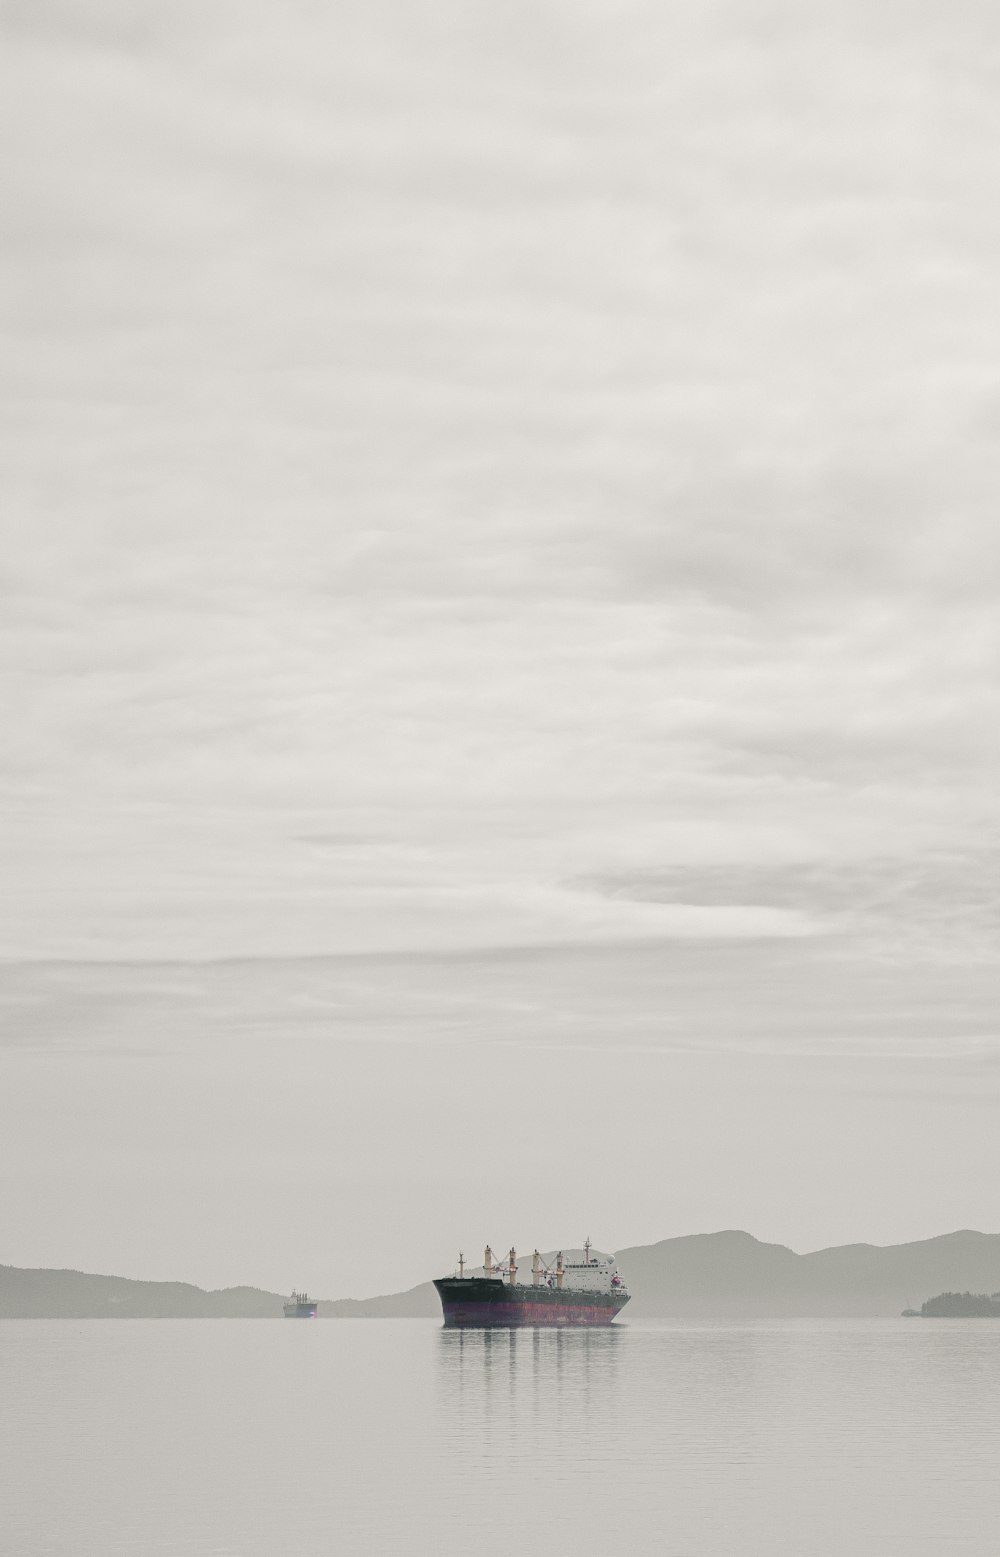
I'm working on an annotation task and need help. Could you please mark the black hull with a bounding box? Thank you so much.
[433,1277,629,1328]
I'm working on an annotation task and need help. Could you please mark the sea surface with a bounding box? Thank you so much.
[3,1318,999,1555]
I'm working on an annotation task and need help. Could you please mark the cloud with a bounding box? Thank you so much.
[1,0,998,975]
[5,3,1000,1288]
[579,851,1000,963]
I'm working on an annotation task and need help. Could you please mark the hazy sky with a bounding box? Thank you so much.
[2,1,999,1296]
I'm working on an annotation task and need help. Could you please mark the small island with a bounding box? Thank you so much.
[915,1291,1000,1318]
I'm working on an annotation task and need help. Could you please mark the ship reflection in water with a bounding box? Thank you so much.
[439,1323,625,1373]
[435,1320,625,1441]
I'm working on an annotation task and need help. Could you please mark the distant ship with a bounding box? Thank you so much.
[433,1240,629,1327]
[283,1290,318,1318]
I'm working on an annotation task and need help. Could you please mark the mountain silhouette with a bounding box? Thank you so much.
[3,1230,999,1318]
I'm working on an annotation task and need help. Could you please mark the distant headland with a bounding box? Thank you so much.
[3,1229,1000,1319]
[917,1290,1000,1317]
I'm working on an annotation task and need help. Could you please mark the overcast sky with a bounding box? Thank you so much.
[2,1,999,1297]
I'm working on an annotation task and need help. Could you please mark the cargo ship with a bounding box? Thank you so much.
[283,1290,318,1318]
[433,1240,629,1328]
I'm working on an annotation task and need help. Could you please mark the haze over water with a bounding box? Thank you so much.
[4,1318,999,1556]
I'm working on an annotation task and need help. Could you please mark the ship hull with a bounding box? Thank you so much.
[433,1277,629,1328]
[283,1303,318,1318]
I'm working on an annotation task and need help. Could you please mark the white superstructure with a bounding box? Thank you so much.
[561,1254,620,1293]
[558,1238,623,1292]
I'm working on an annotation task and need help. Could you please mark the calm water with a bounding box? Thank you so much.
[3,1318,999,1555]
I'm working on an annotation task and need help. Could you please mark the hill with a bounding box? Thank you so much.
[0,1265,285,1318]
[613,1229,1000,1317]
[0,1263,442,1320]
[4,1229,999,1318]
[318,1282,439,1319]
[919,1290,1000,1318]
